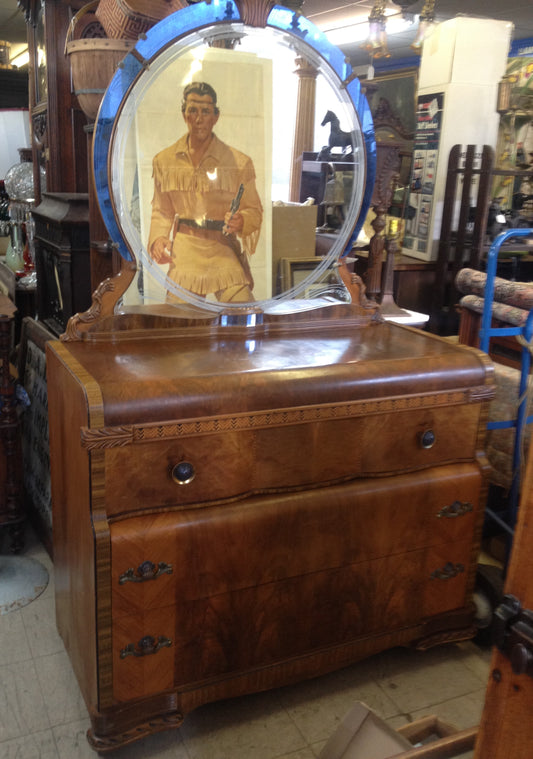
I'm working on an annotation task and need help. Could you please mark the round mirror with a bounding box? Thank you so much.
[93,1,376,315]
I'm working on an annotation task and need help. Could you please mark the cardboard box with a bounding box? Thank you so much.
[318,702,412,759]
[272,204,318,293]
[318,703,476,759]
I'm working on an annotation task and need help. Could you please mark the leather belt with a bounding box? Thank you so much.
[178,218,225,232]
[177,225,222,239]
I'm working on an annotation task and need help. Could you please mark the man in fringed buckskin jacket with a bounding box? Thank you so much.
[148,81,263,302]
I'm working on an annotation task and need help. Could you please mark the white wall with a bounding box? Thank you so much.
[0,109,30,178]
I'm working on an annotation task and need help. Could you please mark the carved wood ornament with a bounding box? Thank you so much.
[62,260,136,341]
[80,386,493,450]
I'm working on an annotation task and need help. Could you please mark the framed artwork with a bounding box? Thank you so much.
[132,47,272,302]
[280,257,324,291]
[364,67,418,141]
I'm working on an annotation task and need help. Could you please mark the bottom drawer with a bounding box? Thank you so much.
[110,463,483,702]
[112,539,473,702]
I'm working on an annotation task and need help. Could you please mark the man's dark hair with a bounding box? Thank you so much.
[181,82,219,115]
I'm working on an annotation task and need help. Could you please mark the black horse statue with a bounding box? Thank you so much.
[321,110,353,152]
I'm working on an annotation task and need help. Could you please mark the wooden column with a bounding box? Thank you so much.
[365,207,387,301]
[289,57,318,202]
[86,126,119,292]
[365,144,399,302]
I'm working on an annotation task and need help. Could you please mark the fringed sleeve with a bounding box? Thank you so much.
[238,158,263,256]
[147,167,177,254]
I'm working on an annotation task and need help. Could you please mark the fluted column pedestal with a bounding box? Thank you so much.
[289,57,318,202]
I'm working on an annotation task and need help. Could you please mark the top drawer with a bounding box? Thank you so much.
[87,394,486,517]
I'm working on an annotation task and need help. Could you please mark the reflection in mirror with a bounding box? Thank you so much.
[96,6,375,315]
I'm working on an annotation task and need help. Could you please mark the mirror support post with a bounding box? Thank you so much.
[366,205,387,301]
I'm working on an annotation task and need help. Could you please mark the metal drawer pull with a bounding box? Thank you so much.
[119,561,173,584]
[436,500,473,518]
[120,635,172,659]
[431,562,464,580]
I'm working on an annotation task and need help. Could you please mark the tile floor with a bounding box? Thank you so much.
[0,528,493,759]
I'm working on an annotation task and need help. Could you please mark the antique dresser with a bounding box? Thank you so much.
[46,1,495,751]
[47,306,494,750]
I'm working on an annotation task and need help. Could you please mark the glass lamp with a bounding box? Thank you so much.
[411,0,436,53]
[4,162,45,275]
[361,0,390,60]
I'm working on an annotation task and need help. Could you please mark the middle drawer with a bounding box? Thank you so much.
[110,461,482,617]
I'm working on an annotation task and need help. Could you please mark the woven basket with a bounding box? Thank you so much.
[66,37,134,121]
[65,2,134,121]
[96,0,187,40]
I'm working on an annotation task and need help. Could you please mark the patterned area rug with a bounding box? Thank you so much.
[0,555,49,614]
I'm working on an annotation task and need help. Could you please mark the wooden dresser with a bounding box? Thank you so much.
[46,306,494,751]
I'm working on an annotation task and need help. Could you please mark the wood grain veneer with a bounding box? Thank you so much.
[47,317,495,751]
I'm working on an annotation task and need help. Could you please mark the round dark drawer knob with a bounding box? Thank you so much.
[420,429,436,449]
[172,461,195,484]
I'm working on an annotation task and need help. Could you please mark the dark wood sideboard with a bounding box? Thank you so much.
[46,305,495,751]
[32,192,92,336]
[0,295,24,552]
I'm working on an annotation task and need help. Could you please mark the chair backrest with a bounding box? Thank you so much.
[430,144,495,333]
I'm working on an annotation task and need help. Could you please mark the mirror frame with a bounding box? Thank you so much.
[92,0,376,315]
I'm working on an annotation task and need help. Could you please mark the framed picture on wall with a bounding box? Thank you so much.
[280,257,324,291]
[363,67,418,141]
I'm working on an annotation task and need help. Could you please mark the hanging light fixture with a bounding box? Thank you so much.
[411,0,437,53]
[391,0,419,11]
[361,0,390,67]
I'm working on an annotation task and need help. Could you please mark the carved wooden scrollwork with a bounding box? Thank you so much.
[32,108,47,151]
[87,711,184,753]
[373,97,414,141]
[61,260,137,341]
[80,386,489,450]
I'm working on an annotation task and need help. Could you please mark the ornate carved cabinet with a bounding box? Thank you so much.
[32,192,92,335]
[20,0,90,203]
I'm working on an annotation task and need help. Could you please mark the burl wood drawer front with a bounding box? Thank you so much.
[111,538,472,702]
[110,463,481,617]
[112,608,176,702]
[103,404,482,516]
[109,461,481,702]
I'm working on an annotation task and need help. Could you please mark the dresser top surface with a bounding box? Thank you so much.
[49,321,493,424]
